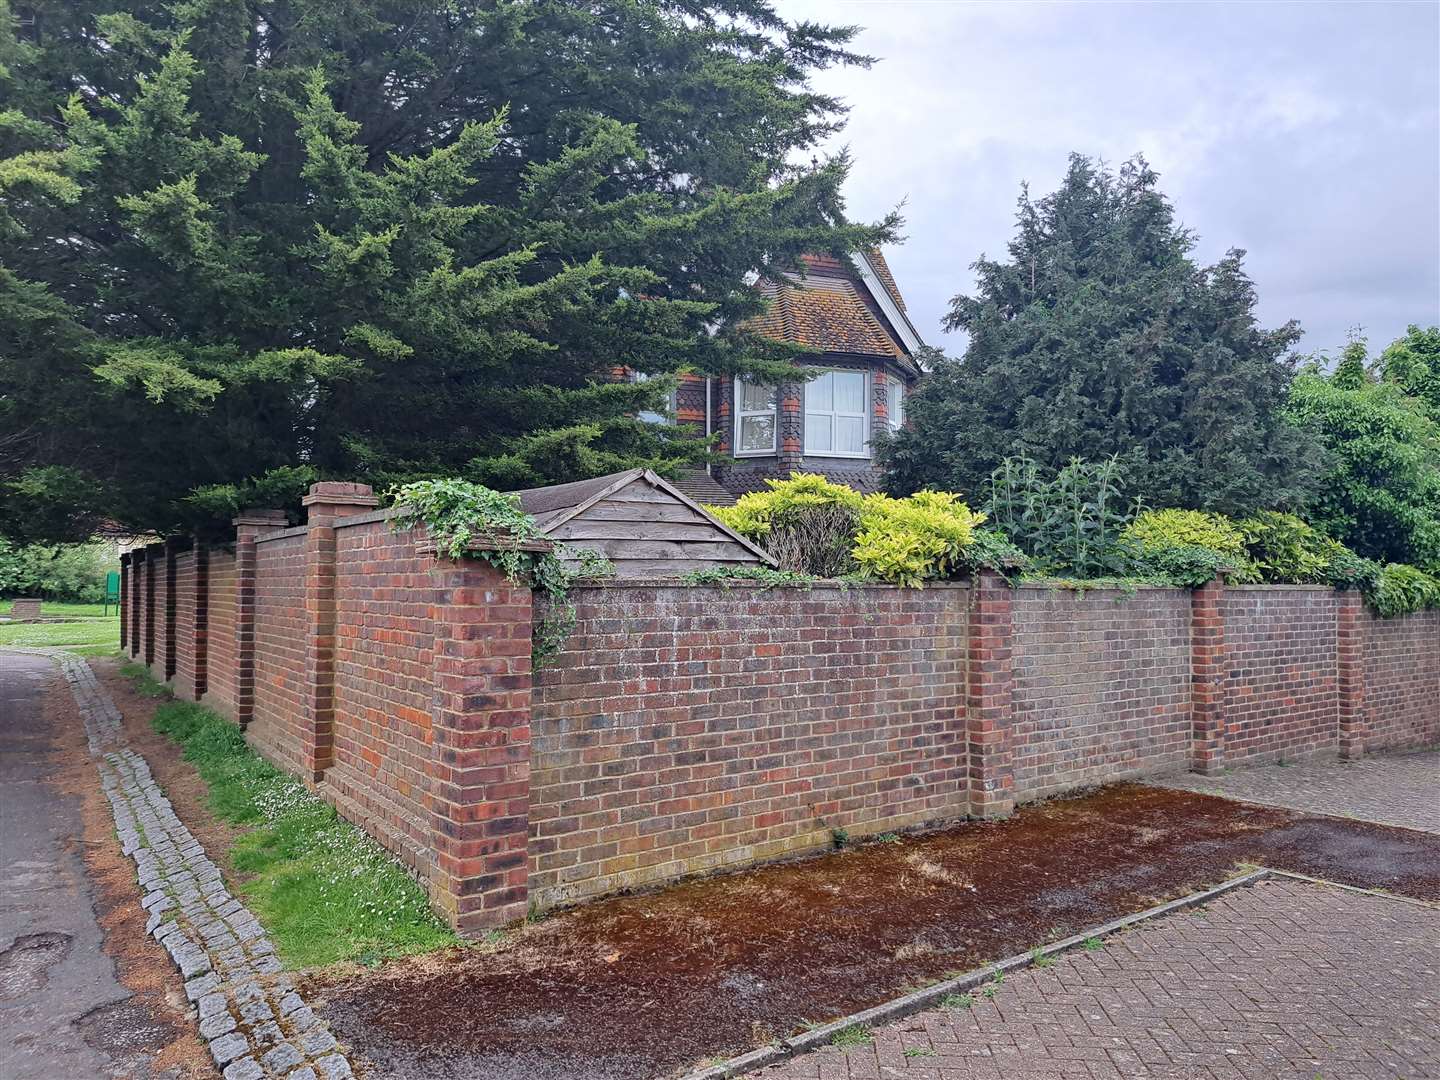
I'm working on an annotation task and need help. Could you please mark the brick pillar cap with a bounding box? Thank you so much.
[302,481,380,509]
[233,508,289,527]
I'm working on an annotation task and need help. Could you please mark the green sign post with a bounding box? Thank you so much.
[104,570,121,617]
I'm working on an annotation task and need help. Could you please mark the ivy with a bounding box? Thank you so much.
[387,479,612,666]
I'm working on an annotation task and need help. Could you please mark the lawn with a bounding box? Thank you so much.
[0,619,121,652]
[0,600,117,619]
[121,664,454,967]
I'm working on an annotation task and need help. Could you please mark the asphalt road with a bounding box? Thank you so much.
[0,650,141,1079]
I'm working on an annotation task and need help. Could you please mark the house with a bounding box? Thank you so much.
[653,249,924,505]
[510,468,776,577]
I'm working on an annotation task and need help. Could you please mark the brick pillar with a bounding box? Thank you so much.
[163,538,180,681]
[1336,589,1368,760]
[119,554,129,653]
[233,510,288,730]
[129,550,142,657]
[191,542,210,701]
[427,552,541,934]
[1191,575,1227,775]
[966,570,1015,819]
[143,543,160,667]
[298,482,379,782]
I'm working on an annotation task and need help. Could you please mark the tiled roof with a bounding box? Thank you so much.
[864,249,906,312]
[748,276,902,359]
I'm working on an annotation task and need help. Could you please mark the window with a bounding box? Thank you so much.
[889,379,905,431]
[631,371,674,425]
[804,369,868,457]
[734,379,777,455]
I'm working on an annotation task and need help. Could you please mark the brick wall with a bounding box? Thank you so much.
[203,550,238,716]
[528,582,970,909]
[323,518,436,877]
[1011,586,1192,802]
[250,529,308,775]
[1221,587,1339,765]
[120,481,1440,935]
[1363,608,1440,751]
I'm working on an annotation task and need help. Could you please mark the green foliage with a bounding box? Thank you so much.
[983,455,1133,579]
[388,478,611,665]
[829,1024,871,1048]
[680,565,814,589]
[143,695,453,966]
[1236,511,1378,590]
[709,473,988,586]
[0,618,119,651]
[1379,325,1440,419]
[0,538,117,601]
[878,154,1323,516]
[1121,509,1257,583]
[1,0,894,543]
[1364,563,1440,618]
[1122,543,1234,588]
[1285,338,1440,570]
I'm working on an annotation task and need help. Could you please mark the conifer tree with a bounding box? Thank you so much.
[878,155,1321,516]
[0,0,892,541]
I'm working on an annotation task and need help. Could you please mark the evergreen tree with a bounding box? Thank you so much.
[0,0,893,541]
[877,155,1321,515]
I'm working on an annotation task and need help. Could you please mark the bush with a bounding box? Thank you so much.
[1236,511,1378,590]
[0,539,117,602]
[1365,563,1440,617]
[1122,509,1258,583]
[709,474,990,586]
[983,455,1134,578]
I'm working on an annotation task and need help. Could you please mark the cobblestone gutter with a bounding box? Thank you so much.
[53,651,356,1080]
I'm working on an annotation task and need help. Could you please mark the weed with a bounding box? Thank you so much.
[981,973,1004,999]
[830,826,850,849]
[1030,948,1054,969]
[876,832,901,844]
[120,662,174,698]
[902,1047,936,1058]
[1083,937,1103,951]
[940,993,974,1009]
[829,1024,870,1048]
[133,685,453,968]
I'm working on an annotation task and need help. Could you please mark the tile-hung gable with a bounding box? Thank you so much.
[669,250,924,502]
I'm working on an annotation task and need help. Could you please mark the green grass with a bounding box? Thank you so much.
[0,600,117,619]
[134,684,454,968]
[0,619,121,651]
[941,992,974,1009]
[828,1024,871,1048]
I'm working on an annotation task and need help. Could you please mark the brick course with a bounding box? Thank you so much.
[1221,586,1338,765]
[250,530,308,775]
[1363,608,1440,751]
[202,550,238,716]
[1010,585,1192,802]
[529,582,970,908]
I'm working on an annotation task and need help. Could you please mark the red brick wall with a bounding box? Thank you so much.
[204,551,238,716]
[528,582,970,909]
[323,519,436,877]
[1010,586,1192,801]
[173,550,197,697]
[1221,586,1338,764]
[1363,608,1440,751]
[249,529,308,774]
[151,548,171,681]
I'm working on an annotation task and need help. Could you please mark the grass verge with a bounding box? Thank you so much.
[119,665,454,967]
[0,619,121,651]
[1,600,116,618]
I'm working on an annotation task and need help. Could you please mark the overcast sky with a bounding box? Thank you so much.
[774,0,1440,361]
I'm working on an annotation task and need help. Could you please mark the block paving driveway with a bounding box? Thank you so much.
[760,876,1440,1080]
[1154,749,1440,834]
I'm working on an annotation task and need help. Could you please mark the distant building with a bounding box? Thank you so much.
[648,250,924,505]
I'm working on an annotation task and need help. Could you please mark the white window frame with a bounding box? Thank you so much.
[733,378,778,456]
[889,377,905,431]
[803,368,871,459]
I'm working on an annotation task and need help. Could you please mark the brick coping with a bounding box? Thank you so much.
[676,867,1432,1080]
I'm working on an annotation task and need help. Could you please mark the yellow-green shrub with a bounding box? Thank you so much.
[852,491,985,587]
[1122,509,1258,582]
[706,473,862,538]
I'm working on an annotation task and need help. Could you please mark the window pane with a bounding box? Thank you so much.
[890,383,904,429]
[739,414,774,452]
[837,415,865,454]
[807,372,833,412]
[835,371,865,413]
[741,382,775,413]
[805,413,832,453]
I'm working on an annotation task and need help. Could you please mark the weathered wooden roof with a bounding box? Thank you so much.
[509,469,775,575]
